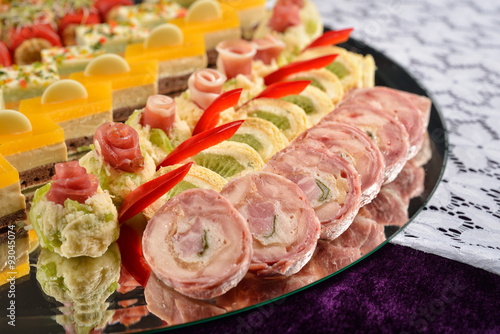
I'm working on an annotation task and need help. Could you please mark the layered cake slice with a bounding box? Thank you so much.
[220,0,266,39]
[114,0,186,30]
[75,22,150,55]
[0,62,59,110]
[41,45,106,78]
[125,23,207,95]
[0,110,67,194]
[169,0,241,65]
[18,80,113,156]
[0,154,31,286]
[70,54,158,122]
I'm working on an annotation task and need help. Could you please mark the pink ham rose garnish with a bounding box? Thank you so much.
[268,1,301,33]
[46,161,99,206]
[140,95,176,134]
[252,34,286,65]
[216,39,256,79]
[188,69,227,110]
[95,122,145,173]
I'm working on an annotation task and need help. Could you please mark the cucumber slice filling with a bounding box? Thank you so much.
[326,61,351,80]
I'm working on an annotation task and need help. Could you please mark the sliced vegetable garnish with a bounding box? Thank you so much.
[192,88,243,136]
[118,162,193,223]
[263,54,338,86]
[157,120,244,169]
[253,80,311,100]
[302,28,354,51]
[316,179,330,202]
[0,41,12,67]
[117,223,151,287]
[264,215,277,238]
[197,230,209,256]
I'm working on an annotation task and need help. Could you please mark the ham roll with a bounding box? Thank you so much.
[340,87,424,159]
[263,142,361,240]
[142,188,252,300]
[145,273,226,325]
[292,121,385,205]
[324,104,409,184]
[221,172,320,276]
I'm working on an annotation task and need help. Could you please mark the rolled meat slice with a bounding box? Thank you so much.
[221,172,320,276]
[262,142,361,240]
[268,0,301,33]
[142,188,252,300]
[325,104,409,184]
[188,69,227,110]
[292,121,385,205]
[216,39,256,79]
[145,273,226,325]
[399,91,432,129]
[140,95,176,135]
[340,87,424,159]
[252,34,286,65]
[94,122,145,173]
[46,161,99,206]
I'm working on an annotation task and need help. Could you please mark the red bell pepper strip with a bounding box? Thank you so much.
[118,162,193,223]
[117,223,151,287]
[302,28,354,52]
[157,120,244,170]
[192,88,243,136]
[0,42,12,67]
[254,80,311,100]
[263,54,338,86]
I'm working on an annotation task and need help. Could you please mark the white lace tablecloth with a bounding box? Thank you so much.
[315,0,500,274]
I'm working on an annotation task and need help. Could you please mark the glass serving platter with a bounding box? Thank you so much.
[0,36,448,334]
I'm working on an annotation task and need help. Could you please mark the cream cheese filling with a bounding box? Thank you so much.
[5,142,67,173]
[59,111,113,140]
[158,55,207,78]
[112,84,156,110]
[205,28,241,50]
[0,183,25,216]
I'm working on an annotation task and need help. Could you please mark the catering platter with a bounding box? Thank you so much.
[0,35,448,333]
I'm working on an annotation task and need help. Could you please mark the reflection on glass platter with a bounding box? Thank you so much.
[0,36,448,334]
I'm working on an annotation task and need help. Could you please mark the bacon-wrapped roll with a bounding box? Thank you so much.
[324,104,409,184]
[263,142,362,240]
[221,172,320,276]
[293,121,385,205]
[142,188,252,300]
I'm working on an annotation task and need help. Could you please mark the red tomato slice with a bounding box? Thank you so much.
[0,41,12,67]
[94,0,133,21]
[58,9,101,39]
[9,24,62,53]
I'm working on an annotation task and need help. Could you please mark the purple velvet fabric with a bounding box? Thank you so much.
[167,244,500,333]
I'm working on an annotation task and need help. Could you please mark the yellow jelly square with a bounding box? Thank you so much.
[125,33,206,64]
[219,0,266,10]
[0,262,29,287]
[0,114,65,156]
[69,60,158,91]
[0,154,19,188]
[18,82,112,123]
[170,3,240,35]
